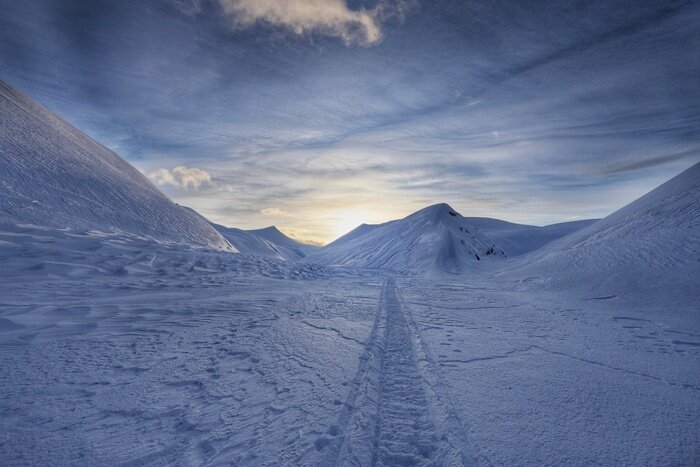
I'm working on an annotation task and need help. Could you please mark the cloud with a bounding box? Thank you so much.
[148,166,212,190]
[599,149,699,175]
[261,207,294,217]
[216,0,384,45]
[5,0,698,243]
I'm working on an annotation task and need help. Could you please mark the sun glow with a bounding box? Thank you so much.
[332,210,370,241]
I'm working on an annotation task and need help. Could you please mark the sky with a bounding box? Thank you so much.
[1,0,699,245]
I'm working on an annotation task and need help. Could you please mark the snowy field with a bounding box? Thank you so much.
[1,269,698,465]
[0,269,380,465]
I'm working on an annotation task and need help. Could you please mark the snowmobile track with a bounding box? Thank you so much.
[371,278,439,466]
[324,278,473,466]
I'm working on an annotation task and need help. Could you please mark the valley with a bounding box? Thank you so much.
[0,79,698,465]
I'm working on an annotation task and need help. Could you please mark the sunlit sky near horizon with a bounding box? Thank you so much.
[1,0,699,244]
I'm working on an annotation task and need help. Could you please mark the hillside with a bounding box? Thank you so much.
[465,218,598,256]
[0,80,231,250]
[305,203,505,273]
[504,162,700,301]
[212,224,316,261]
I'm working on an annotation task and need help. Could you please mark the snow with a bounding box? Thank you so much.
[1,80,699,465]
[464,217,597,256]
[248,226,319,257]
[213,223,318,262]
[500,161,700,305]
[0,80,232,251]
[1,271,697,465]
[305,203,506,273]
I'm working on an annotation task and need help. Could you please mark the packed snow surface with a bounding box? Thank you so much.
[0,80,231,250]
[1,272,698,465]
[0,83,698,465]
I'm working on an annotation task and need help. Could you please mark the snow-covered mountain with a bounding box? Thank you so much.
[305,203,505,273]
[465,218,598,256]
[212,224,317,261]
[506,162,700,300]
[0,80,232,251]
[248,226,318,256]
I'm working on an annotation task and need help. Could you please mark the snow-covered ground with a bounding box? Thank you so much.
[1,270,698,465]
[0,271,380,465]
[1,80,698,465]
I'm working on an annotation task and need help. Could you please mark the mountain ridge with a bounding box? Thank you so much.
[0,79,232,251]
[503,161,700,301]
[212,223,317,261]
[305,203,506,273]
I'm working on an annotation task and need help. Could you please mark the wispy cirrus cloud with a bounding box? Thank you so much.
[148,166,212,190]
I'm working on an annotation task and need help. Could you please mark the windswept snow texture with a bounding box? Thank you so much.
[0,223,330,280]
[1,273,698,465]
[0,80,231,250]
[213,224,317,261]
[505,162,700,302]
[306,203,505,273]
[465,218,597,256]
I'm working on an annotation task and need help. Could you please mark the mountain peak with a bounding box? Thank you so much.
[411,203,459,219]
[255,226,282,235]
[305,202,504,273]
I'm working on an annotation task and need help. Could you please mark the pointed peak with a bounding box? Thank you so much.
[410,203,460,219]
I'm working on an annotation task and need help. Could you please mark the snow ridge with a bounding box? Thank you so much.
[506,161,700,300]
[213,223,317,261]
[0,80,231,250]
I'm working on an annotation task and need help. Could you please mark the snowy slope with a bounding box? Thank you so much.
[305,203,505,273]
[212,224,315,262]
[0,80,232,250]
[505,162,700,300]
[465,218,598,256]
[248,226,318,257]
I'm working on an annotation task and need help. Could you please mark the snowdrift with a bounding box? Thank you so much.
[504,162,700,300]
[0,80,231,251]
[305,203,505,273]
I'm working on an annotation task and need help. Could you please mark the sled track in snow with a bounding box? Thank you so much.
[323,278,475,466]
[371,278,439,466]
